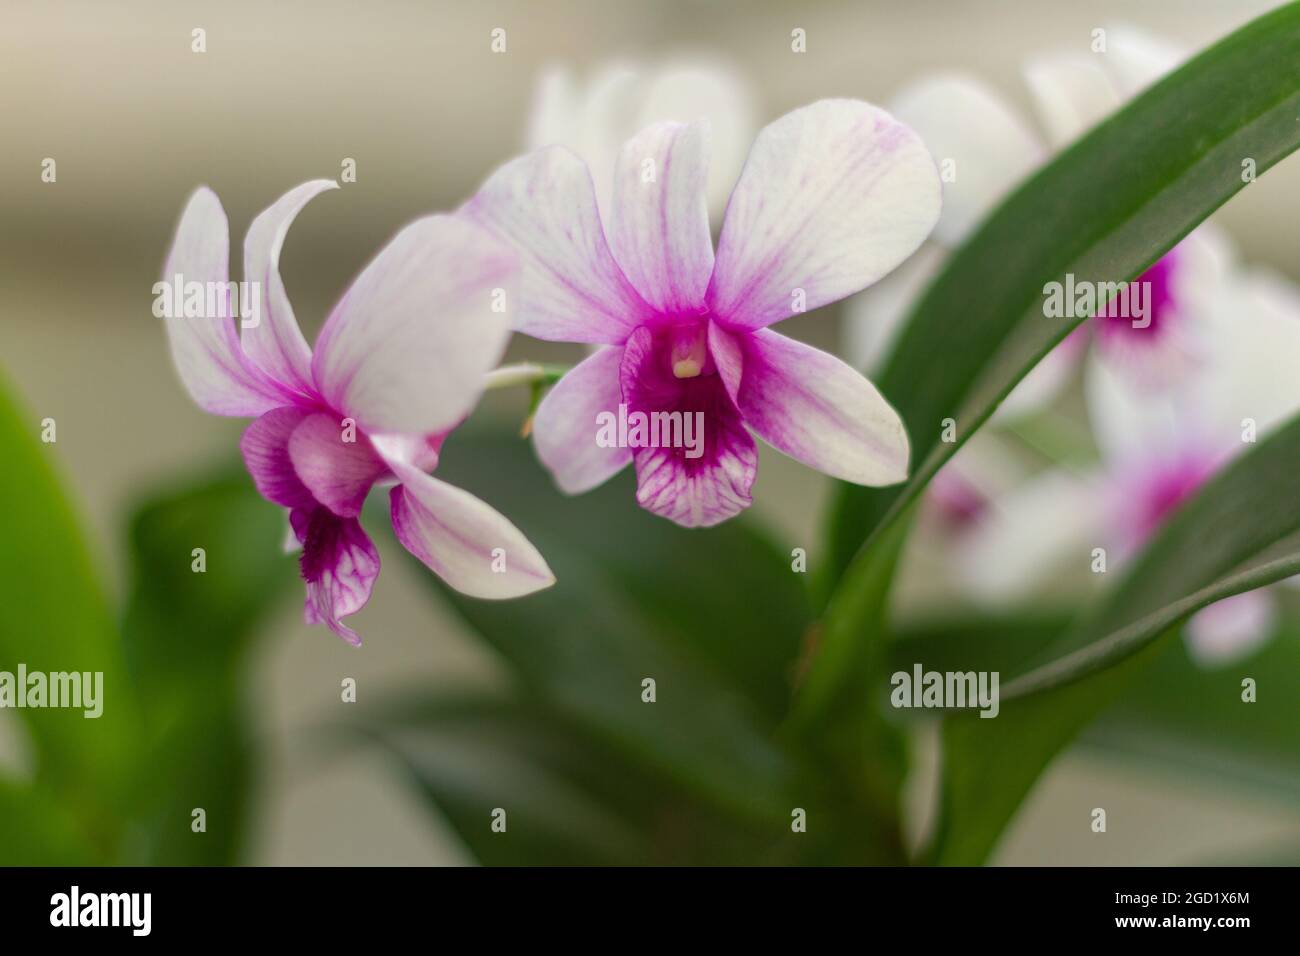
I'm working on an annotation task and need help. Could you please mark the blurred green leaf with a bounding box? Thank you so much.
[402,430,811,826]
[824,4,1300,592]
[119,469,296,864]
[0,372,138,855]
[0,777,100,865]
[932,415,1300,864]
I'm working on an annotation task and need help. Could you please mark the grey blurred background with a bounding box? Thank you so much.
[1,0,1296,864]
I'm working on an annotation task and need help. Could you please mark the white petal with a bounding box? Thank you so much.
[890,74,1045,245]
[1101,23,1185,97]
[461,146,652,343]
[312,215,515,436]
[160,187,286,416]
[1185,590,1277,668]
[1022,55,1121,148]
[609,120,714,314]
[731,328,909,486]
[532,346,631,494]
[241,179,338,394]
[708,99,941,330]
[387,460,555,599]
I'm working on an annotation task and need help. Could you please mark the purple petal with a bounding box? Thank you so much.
[707,99,941,330]
[241,180,338,396]
[160,187,289,416]
[312,215,516,435]
[287,412,388,518]
[292,507,380,646]
[608,120,714,314]
[730,328,909,486]
[532,346,632,494]
[386,458,555,599]
[461,146,653,343]
[620,326,756,527]
[239,406,316,511]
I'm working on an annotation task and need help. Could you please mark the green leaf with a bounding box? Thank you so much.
[398,430,812,825]
[931,415,1300,864]
[0,372,138,835]
[119,469,297,864]
[824,4,1300,592]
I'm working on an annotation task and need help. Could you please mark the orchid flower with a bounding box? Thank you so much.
[917,269,1300,666]
[527,58,756,223]
[160,181,554,645]
[845,24,1229,416]
[463,99,941,527]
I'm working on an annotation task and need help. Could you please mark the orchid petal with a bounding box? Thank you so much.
[890,74,1045,245]
[312,214,515,435]
[1185,590,1277,667]
[386,459,555,599]
[842,243,945,373]
[707,99,941,331]
[731,328,909,486]
[288,412,388,518]
[160,187,287,416]
[461,146,652,343]
[241,179,338,395]
[609,120,714,314]
[620,326,756,527]
[293,508,380,647]
[532,346,632,494]
[239,406,316,511]
[1022,55,1120,148]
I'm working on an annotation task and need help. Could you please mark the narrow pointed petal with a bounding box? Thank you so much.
[242,179,338,395]
[293,507,380,647]
[532,346,632,494]
[387,459,555,599]
[312,214,515,436]
[609,120,714,314]
[889,75,1045,245]
[461,146,653,343]
[239,406,316,511]
[620,326,756,527]
[707,99,941,330]
[729,328,909,486]
[160,187,288,416]
[287,412,388,518]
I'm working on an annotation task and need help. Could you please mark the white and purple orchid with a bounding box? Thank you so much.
[160,181,555,645]
[845,24,1227,414]
[464,99,942,527]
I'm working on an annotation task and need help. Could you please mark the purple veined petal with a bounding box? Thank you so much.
[608,120,714,315]
[532,346,632,494]
[292,507,381,647]
[889,75,1045,246]
[728,328,909,486]
[460,146,653,344]
[241,179,339,396]
[287,412,388,518]
[707,99,941,331]
[620,326,756,527]
[160,187,289,416]
[239,406,317,511]
[1185,589,1277,668]
[385,457,555,599]
[312,214,516,436]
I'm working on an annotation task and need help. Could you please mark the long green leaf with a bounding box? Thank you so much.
[824,3,1300,592]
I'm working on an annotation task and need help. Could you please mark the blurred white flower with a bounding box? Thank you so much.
[526,58,757,223]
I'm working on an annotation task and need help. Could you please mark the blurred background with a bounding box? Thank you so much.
[2,0,1297,865]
